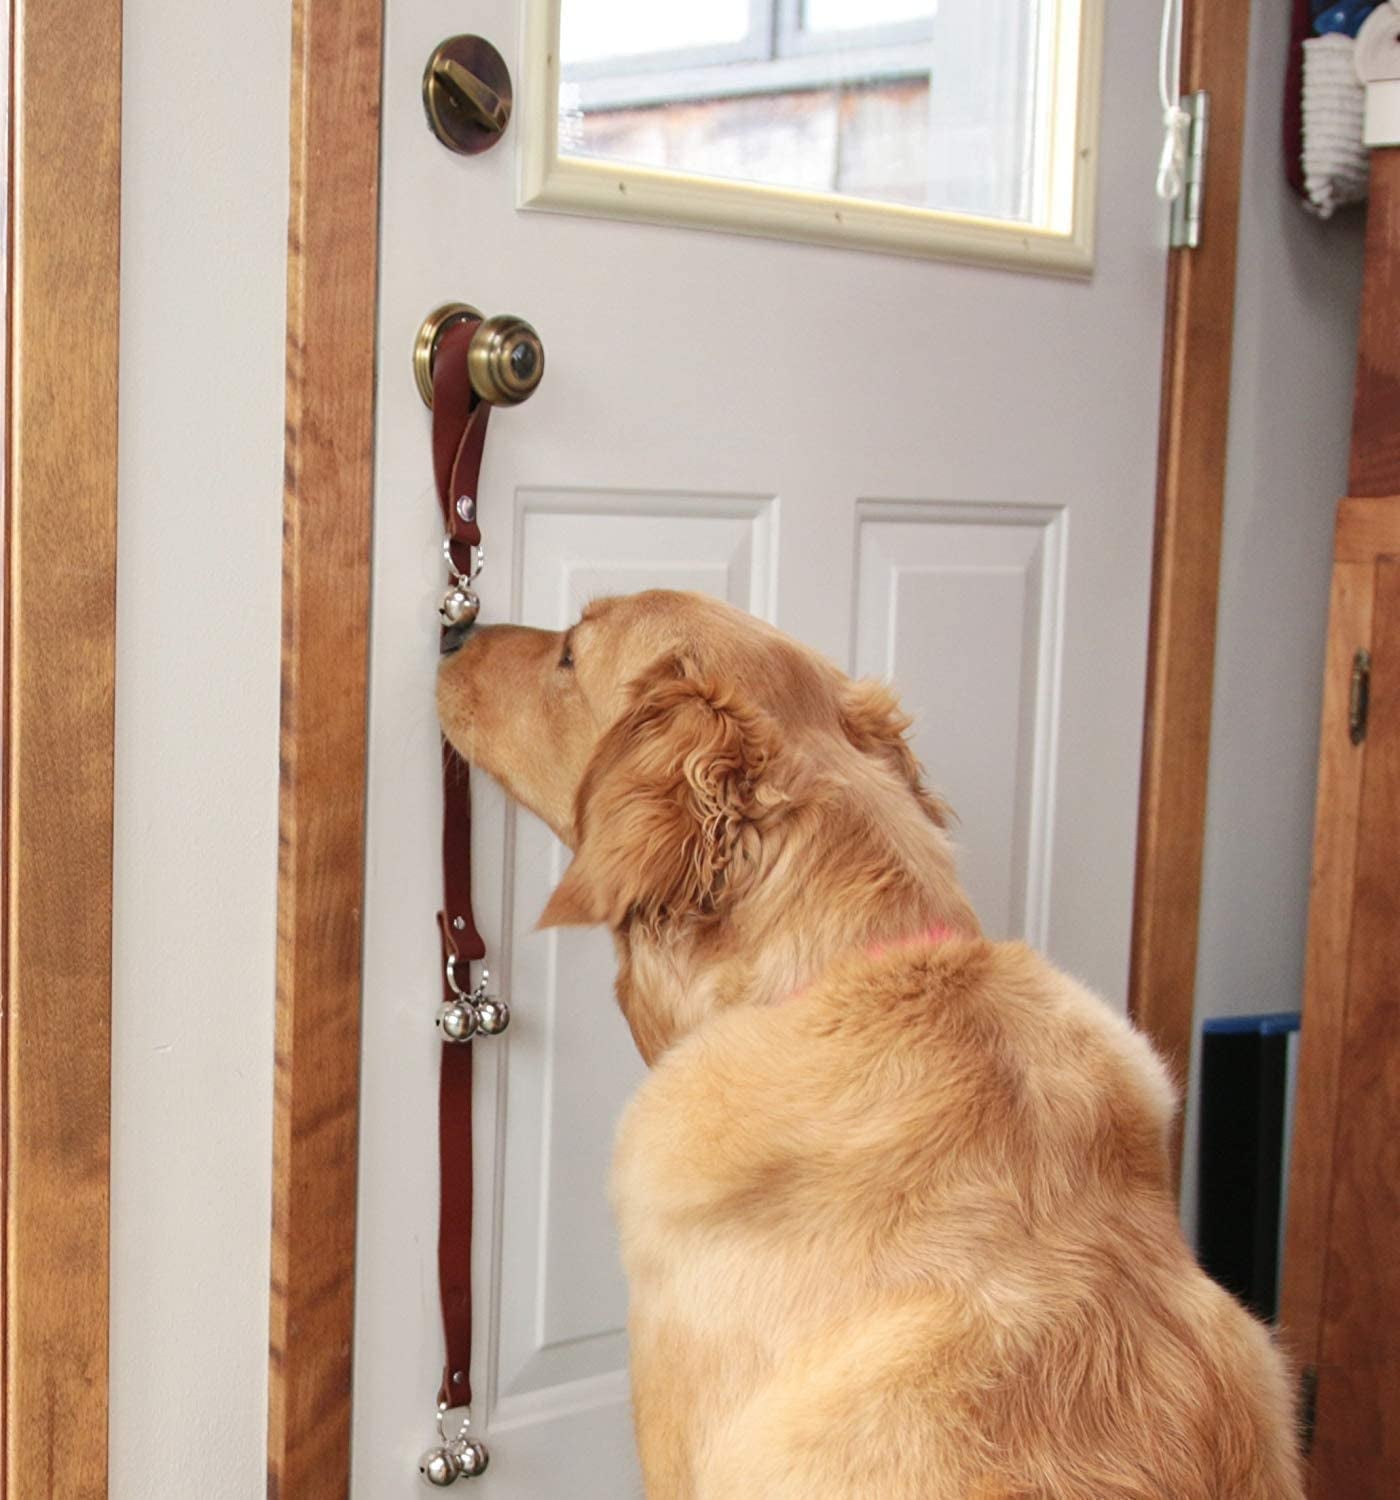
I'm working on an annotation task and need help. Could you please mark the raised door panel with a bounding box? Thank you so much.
[485,490,774,1476]
[853,501,1065,943]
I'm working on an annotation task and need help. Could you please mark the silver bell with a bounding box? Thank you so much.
[454,1439,489,1477]
[439,584,480,627]
[420,1446,462,1486]
[474,996,510,1036]
[436,998,478,1043]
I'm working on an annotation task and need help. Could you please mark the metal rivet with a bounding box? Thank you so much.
[456,495,475,524]
[452,1370,466,1384]
[453,916,466,931]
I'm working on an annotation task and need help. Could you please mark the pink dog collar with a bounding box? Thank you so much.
[864,923,958,960]
[783,924,959,1006]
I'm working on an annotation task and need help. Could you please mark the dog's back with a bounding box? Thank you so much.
[614,938,1303,1499]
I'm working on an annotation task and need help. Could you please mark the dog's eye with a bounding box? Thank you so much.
[559,640,574,670]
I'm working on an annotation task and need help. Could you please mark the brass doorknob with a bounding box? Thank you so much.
[414,303,546,409]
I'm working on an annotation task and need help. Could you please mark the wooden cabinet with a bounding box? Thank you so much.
[1282,149,1400,1499]
[1283,503,1400,1495]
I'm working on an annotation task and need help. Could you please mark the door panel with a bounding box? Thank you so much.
[355,0,1167,1491]
[853,501,1065,943]
[494,493,770,1442]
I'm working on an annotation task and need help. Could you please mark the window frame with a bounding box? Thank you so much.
[559,0,774,84]
[522,0,1103,275]
[776,0,936,61]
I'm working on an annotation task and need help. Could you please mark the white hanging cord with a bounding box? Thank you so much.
[1156,0,1189,200]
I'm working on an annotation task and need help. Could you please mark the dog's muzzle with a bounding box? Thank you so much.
[440,620,473,655]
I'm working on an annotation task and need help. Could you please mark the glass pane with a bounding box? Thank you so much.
[557,0,1066,229]
[560,0,753,65]
[804,0,936,31]
[562,82,936,206]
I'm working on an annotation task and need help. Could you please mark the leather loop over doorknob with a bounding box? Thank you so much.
[416,303,483,409]
[415,302,545,409]
[431,319,488,578]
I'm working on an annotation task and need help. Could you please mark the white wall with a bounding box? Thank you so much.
[109,3,290,1493]
[1181,0,1366,1236]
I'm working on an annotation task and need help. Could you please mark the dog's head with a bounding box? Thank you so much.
[438,590,972,1054]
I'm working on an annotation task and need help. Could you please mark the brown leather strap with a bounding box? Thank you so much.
[441,744,487,966]
[432,320,490,578]
[433,319,488,1411]
[437,1031,477,1409]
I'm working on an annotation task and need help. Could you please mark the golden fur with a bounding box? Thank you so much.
[439,590,1303,1499]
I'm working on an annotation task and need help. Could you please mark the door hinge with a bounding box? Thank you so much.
[1170,91,1211,249]
[1349,648,1371,745]
[1300,1365,1318,1455]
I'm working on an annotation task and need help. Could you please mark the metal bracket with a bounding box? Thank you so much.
[1349,648,1371,745]
[1170,91,1210,250]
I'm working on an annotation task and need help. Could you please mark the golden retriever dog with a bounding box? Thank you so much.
[438,590,1302,1499]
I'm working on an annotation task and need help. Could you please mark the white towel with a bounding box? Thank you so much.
[1301,35,1368,218]
[1356,1,1400,148]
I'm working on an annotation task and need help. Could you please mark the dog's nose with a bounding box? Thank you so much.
[440,620,473,655]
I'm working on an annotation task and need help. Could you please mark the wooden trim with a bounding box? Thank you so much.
[1334,492,1400,562]
[2,0,122,1493]
[1349,151,1400,498]
[1128,0,1253,1177]
[266,2,384,1495]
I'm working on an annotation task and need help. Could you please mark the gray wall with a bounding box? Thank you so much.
[1180,0,1366,1238]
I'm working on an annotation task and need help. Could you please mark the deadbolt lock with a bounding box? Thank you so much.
[414,303,545,409]
[422,37,513,155]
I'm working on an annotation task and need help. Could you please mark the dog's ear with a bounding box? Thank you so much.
[839,679,953,829]
[540,657,787,932]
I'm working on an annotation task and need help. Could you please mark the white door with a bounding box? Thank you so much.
[355,3,1167,1493]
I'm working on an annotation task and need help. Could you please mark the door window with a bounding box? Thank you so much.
[524,0,1101,270]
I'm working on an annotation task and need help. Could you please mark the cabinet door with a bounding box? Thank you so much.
[1284,503,1400,1498]
[1312,553,1400,1493]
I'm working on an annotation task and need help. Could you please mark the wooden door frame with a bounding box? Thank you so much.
[2,1,123,1494]
[266,2,384,1493]
[1128,0,1253,1175]
[266,1,1254,1490]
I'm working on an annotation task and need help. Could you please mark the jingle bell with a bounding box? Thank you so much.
[420,1446,462,1486]
[440,584,480,627]
[454,1439,489,1477]
[436,998,478,1043]
[474,997,510,1036]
